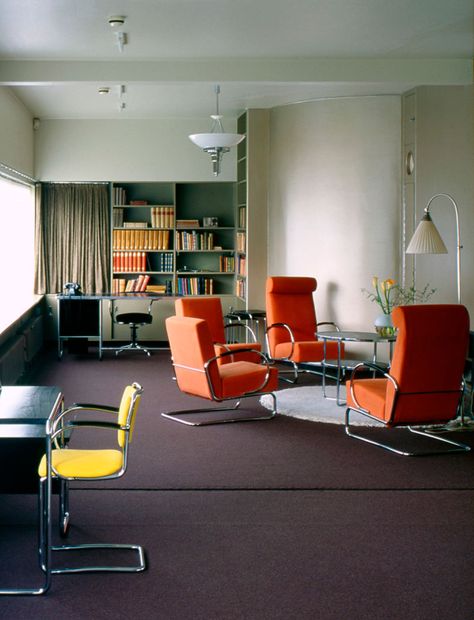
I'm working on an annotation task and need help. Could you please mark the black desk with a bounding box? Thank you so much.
[57,293,171,359]
[0,386,63,595]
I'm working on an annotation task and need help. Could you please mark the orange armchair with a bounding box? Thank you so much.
[163,315,278,425]
[265,276,342,383]
[175,297,262,364]
[345,304,471,456]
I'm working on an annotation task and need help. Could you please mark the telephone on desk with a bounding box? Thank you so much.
[63,282,82,296]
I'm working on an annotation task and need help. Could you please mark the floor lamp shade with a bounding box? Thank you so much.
[405,213,448,254]
[405,193,461,305]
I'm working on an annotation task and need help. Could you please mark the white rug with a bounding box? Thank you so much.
[260,385,379,426]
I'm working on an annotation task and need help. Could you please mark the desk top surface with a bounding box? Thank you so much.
[0,386,62,430]
[57,293,177,301]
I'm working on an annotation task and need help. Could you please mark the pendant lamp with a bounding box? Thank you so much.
[189,85,245,176]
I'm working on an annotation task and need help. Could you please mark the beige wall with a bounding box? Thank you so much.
[411,86,474,317]
[34,118,237,182]
[0,87,34,176]
[268,96,402,333]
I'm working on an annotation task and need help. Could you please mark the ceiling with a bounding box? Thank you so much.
[0,0,472,120]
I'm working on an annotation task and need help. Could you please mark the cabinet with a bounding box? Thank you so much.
[111,181,237,298]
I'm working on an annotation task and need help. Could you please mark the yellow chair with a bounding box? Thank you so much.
[38,382,146,578]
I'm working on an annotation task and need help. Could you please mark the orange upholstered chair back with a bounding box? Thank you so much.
[385,304,469,424]
[165,316,221,400]
[175,297,226,344]
[266,277,318,353]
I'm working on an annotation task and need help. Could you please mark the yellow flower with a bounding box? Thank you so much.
[372,276,379,289]
[385,278,395,288]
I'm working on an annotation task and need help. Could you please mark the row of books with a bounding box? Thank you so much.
[238,207,246,228]
[113,251,147,273]
[113,229,171,250]
[176,231,215,251]
[236,231,246,253]
[236,255,246,276]
[113,207,125,227]
[235,278,246,298]
[151,206,175,228]
[219,256,235,273]
[177,276,214,295]
[113,187,127,205]
[156,253,174,272]
[176,219,200,228]
[112,274,150,294]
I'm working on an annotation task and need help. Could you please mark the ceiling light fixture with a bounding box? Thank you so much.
[108,15,125,28]
[108,15,127,52]
[98,87,110,95]
[189,85,245,176]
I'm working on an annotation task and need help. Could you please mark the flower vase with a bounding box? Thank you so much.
[374,313,396,337]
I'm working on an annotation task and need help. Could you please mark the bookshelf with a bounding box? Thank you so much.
[235,110,269,310]
[111,181,237,297]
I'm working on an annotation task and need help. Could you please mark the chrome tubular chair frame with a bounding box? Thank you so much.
[162,348,277,426]
[38,383,147,576]
[265,321,339,384]
[345,362,470,456]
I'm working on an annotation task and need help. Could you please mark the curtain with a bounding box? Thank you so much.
[35,183,110,294]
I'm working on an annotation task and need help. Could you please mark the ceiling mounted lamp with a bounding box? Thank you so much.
[189,85,245,176]
[108,15,127,52]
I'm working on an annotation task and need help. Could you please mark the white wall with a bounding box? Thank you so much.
[0,87,34,176]
[268,96,401,333]
[34,118,237,182]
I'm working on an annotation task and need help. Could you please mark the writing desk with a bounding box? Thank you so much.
[57,292,174,359]
[0,385,63,595]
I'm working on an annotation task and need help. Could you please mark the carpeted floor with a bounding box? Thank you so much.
[0,345,473,619]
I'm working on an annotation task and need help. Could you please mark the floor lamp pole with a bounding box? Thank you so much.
[424,193,462,304]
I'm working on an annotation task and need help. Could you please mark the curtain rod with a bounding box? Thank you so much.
[0,162,36,187]
[39,181,110,185]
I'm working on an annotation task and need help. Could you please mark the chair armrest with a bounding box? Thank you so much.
[224,322,258,343]
[50,404,120,445]
[205,348,274,397]
[50,419,125,444]
[265,322,296,360]
[347,362,398,412]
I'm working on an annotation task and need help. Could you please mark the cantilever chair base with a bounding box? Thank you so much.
[345,408,471,457]
[48,543,146,574]
[162,393,277,426]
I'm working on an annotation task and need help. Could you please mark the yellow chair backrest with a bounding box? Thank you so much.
[117,383,142,448]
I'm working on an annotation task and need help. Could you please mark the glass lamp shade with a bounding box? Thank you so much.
[189,132,245,149]
[406,213,448,254]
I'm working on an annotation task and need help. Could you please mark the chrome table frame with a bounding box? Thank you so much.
[318,331,396,406]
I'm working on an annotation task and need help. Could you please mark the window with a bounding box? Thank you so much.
[0,176,35,326]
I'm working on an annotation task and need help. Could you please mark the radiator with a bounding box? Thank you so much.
[0,335,26,385]
[24,315,44,362]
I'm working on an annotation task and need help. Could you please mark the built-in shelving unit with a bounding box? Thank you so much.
[111,181,237,297]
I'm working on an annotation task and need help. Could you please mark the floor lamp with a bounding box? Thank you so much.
[406,192,472,430]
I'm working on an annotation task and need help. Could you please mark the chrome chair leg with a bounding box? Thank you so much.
[345,407,471,456]
[162,393,277,426]
[39,476,146,575]
[59,479,70,538]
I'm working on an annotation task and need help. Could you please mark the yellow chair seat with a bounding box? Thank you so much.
[38,449,123,479]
